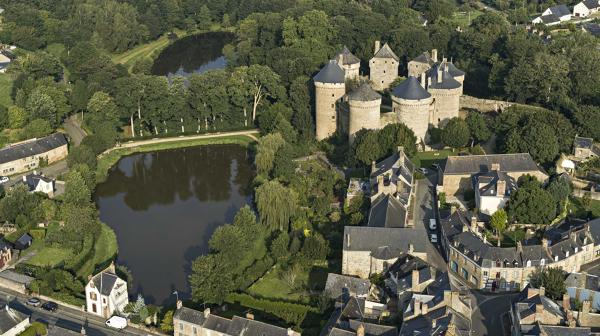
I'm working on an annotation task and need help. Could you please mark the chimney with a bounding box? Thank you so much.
[496,180,506,197]
[437,67,442,84]
[338,54,343,66]
[22,175,26,182]
[408,243,414,254]
[535,304,544,321]
[443,291,451,306]
[431,318,437,329]
[356,323,365,336]
[396,181,403,195]
[204,308,211,318]
[412,269,420,291]
[431,49,438,63]
[398,146,405,165]
[421,301,429,315]
[414,299,421,316]
[483,235,487,244]
[570,231,577,242]
[542,238,549,249]
[583,300,591,313]
[377,175,384,191]
[428,77,432,87]
[450,205,457,214]
[420,72,426,89]
[442,57,447,63]
[539,286,545,297]
[563,293,571,312]
[516,241,523,254]
[245,312,254,320]
[491,163,500,171]
[470,216,478,232]
[371,161,376,173]
[374,40,381,54]
[462,225,468,233]
[176,300,183,310]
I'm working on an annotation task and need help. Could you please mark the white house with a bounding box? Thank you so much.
[574,0,600,17]
[474,167,516,216]
[21,173,54,196]
[0,303,30,336]
[85,265,129,319]
[533,4,572,25]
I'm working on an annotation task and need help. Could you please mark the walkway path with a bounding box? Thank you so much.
[63,115,87,146]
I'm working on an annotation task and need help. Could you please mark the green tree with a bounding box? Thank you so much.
[160,311,174,333]
[21,119,52,139]
[377,123,418,158]
[255,133,286,176]
[507,184,556,224]
[63,170,91,206]
[466,112,491,144]
[529,267,566,300]
[490,209,507,247]
[86,91,118,131]
[270,232,290,260]
[352,129,383,166]
[299,233,329,262]
[573,105,600,140]
[189,254,234,304]
[67,145,97,170]
[8,106,26,129]
[442,117,470,149]
[26,91,56,125]
[255,180,298,232]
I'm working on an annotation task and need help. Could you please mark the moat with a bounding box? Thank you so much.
[94,144,254,304]
[151,31,234,77]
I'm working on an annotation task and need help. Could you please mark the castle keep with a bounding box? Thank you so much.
[314,45,465,145]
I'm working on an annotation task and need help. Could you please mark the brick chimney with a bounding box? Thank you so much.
[356,323,365,336]
[408,243,414,254]
[443,291,452,306]
[470,216,478,232]
[374,41,381,54]
[420,72,426,89]
[428,77,432,87]
[539,286,545,297]
[377,175,384,192]
[496,180,506,197]
[516,241,523,254]
[412,269,420,292]
[204,308,211,318]
[451,205,457,214]
[563,293,571,312]
[431,49,438,63]
[414,299,421,316]
[371,161,376,173]
[338,54,343,66]
[583,300,591,313]
[437,67,442,84]
[176,300,182,310]
[542,238,549,249]
[421,301,429,315]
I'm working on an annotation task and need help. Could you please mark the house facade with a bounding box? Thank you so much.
[573,136,599,160]
[0,304,30,336]
[21,173,54,196]
[0,133,67,176]
[574,0,600,17]
[85,266,129,319]
[474,170,516,216]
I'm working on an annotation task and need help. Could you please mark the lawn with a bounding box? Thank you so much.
[96,134,258,182]
[414,149,454,168]
[75,223,118,278]
[0,74,13,107]
[569,196,600,219]
[28,247,74,267]
[453,9,484,27]
[247,264,311,303]
[112,29,188,70]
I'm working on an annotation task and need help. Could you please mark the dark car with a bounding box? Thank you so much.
[26,298,41,307]
[41,301,58,312]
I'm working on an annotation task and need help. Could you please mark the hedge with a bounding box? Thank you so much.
[19,322,47,336]
[225,293,315,326]
[28,228,46,241]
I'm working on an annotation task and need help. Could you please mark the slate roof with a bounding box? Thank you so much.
[0,133,67,165]
[565,272,600,291]
[445,62,465,77]
[474,171,516,197]
[583,0,600,10]
[335,46,361,65]
[314,61,346,84]
[15,233,32,249]
[174,306,206,325]
[539,325,592,336]
[228,316,292,336]
[391,76,431,100]
[400,305,470,336]
[540,14,560,24]
[347,319,397,336]
[343,226,429,256]
[22,174,52,192]
[412,52,435,65]
[583,23,600,36]
[0,270,34,285]
[325,273,371,300]
[548,4,571,17]
[574,136,594,149]
[92,272,119,296]
[427,64,462,90]
[0,303,28,334]
[348,83,381,102]
[514,285,564,324]
[372,43,399,61]
[370,149,415,199]
[368,194,408,228]
[442,153,542,175]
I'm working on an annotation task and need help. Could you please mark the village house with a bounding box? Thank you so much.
[574,0,600,17]
[566,272,600,312]
[0,302,30,336]
[173,301,300,336]
[400,290,471,336]
[510,286,573,335]
[573,136,599,161]
[582,23,600,36]
[441,209,600,292]
[439,153,547,196]
[0,133,68,176]
[533,5,572,25]
[85,265,129,319]
[474,169,516,216]
[20,173,54,197]
[325,273,372,303]
[0,240,11,270]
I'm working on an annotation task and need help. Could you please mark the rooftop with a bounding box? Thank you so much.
[442,153,542,175]
[348,83,381,102]
[0,133,67,165]
[335,46,361,65]
[391,76,431,100]
[314,61,345,84]
[372,43,399,61]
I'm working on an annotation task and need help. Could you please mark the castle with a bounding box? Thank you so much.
[314,43,465,146]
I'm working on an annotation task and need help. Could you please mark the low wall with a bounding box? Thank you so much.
[460,95,514,113]
[573,189,600,201]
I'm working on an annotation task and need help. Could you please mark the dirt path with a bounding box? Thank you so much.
[63,115,87,146]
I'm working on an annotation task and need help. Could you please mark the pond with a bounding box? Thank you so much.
[151,31,234,77]
[94,144,254,304]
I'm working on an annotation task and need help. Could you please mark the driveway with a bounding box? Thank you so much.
[63,114,86,146]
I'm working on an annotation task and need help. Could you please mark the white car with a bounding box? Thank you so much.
[418,168,428,174]
[0,176,9,184]
[105,316,127,330]
[430,234,438,243]
[429,219,437,230]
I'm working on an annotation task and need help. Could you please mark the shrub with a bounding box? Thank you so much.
[19,322,47,336]
[225,293,315,326]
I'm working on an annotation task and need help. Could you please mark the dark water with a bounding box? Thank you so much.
[94,145,254,304]
[151,32,234,77]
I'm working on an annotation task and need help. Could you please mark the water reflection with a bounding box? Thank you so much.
[94,145,254,304]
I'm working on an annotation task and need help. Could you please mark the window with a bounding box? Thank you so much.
[193,327,197,335]
[381,81,384,84]
[540,258,545,265]
[451,261,458,272]
[461,267,469,279]
[483,271,488,277]
[526,260,531,267]
[92,304,97,313]
[90,292,97,300]
[102,298,106,304]
[383,70,386,74]
[331,104,334,108]
[179,323,183,330]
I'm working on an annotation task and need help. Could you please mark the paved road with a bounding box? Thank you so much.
[3,160,68,188]
[64,114,87,146]
[0,287,157,335]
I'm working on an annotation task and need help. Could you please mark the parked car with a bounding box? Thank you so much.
[26,298,41,307]
[105,316,128,330]
[430,234,438,243]
[41,301,58,312]
[431,163,440,170]
[418,168,428,174]
[429,218,437,230]
[0,176,9,184]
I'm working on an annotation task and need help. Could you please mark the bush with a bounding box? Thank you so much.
[225,293,315,326]
[19,322,47,336]
[29,228,46,241]
[237,256,275,290]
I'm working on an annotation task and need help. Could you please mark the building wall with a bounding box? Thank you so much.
[407,62,431,78]
[0,144,68,176]
[349,99,381,143]
[477,195,508,216]
[442,171,548,196]
[4,316,29,336]
[369,58,398,91]
[393,96,433,144]
[173,319,228,336]
[315,82,345,140]
[429,88,461,128]
[341,63,360,80]
[342,250,372,279]
[370,256,399,276]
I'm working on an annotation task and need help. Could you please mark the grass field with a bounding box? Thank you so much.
[569,196,600,218]
[414,149,454,168]
[453,10,484,27]
[96,134,257,182]
[0,74,13,107]
[28,247,74,267]
[247,265,311,303]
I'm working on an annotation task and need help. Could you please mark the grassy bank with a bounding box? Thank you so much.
[0,74,13,107]
[96,134,257,183]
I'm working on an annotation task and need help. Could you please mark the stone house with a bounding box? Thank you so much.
[510,286,568,335]
[21,173,54,197]
[173,301,300,336]
[0,133,68,176]
[369,41,399,91]
[85,265,129,319]
[574,0,600,17]
[0,303,30,336]
[324,273,371,303]
[566,272,600,312]
[441,210,600,292]
[440,153,548,196]
[533,5,572,25]
[407,49,437,77]
[573,136,599,160]
[474,170,517,216]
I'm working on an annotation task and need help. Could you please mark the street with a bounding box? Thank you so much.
[0,287,158,335]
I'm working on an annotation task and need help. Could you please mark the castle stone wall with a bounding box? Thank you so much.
[407,61,431,78]
[349,99,381,143]
[460,95,513,113]
[393,96,434,144]
[430,87,461,127]
[341,63,360,80]
[369,59,398,91]
[315,82,346,140]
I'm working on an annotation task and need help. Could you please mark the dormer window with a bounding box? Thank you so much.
[540,259,545,265]
[554,255,559,261]
[526,260,531,267]
[496,259,501,267]
[566,251,570,257]
[575,247,579,253]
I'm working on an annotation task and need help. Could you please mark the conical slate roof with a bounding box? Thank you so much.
[427,64,461,90]
[348,83,381,102]
[335,46,361,65]
[313,61,345,84]
[391,76,431,100]
[373,43,399,61]
[445,62,465,77]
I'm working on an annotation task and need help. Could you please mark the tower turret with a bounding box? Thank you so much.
[391,76,433,144]
[348,83,381,143]
[427,63,462,127]
[335,46,361,80]
[369,41,399,91]
[314,61,346,140]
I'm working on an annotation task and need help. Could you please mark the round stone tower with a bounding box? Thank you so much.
[348,83,382,143]
[335,46,361,81]
[427,64,462,128]
[391,76,433,144]
[314,61,346,140]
